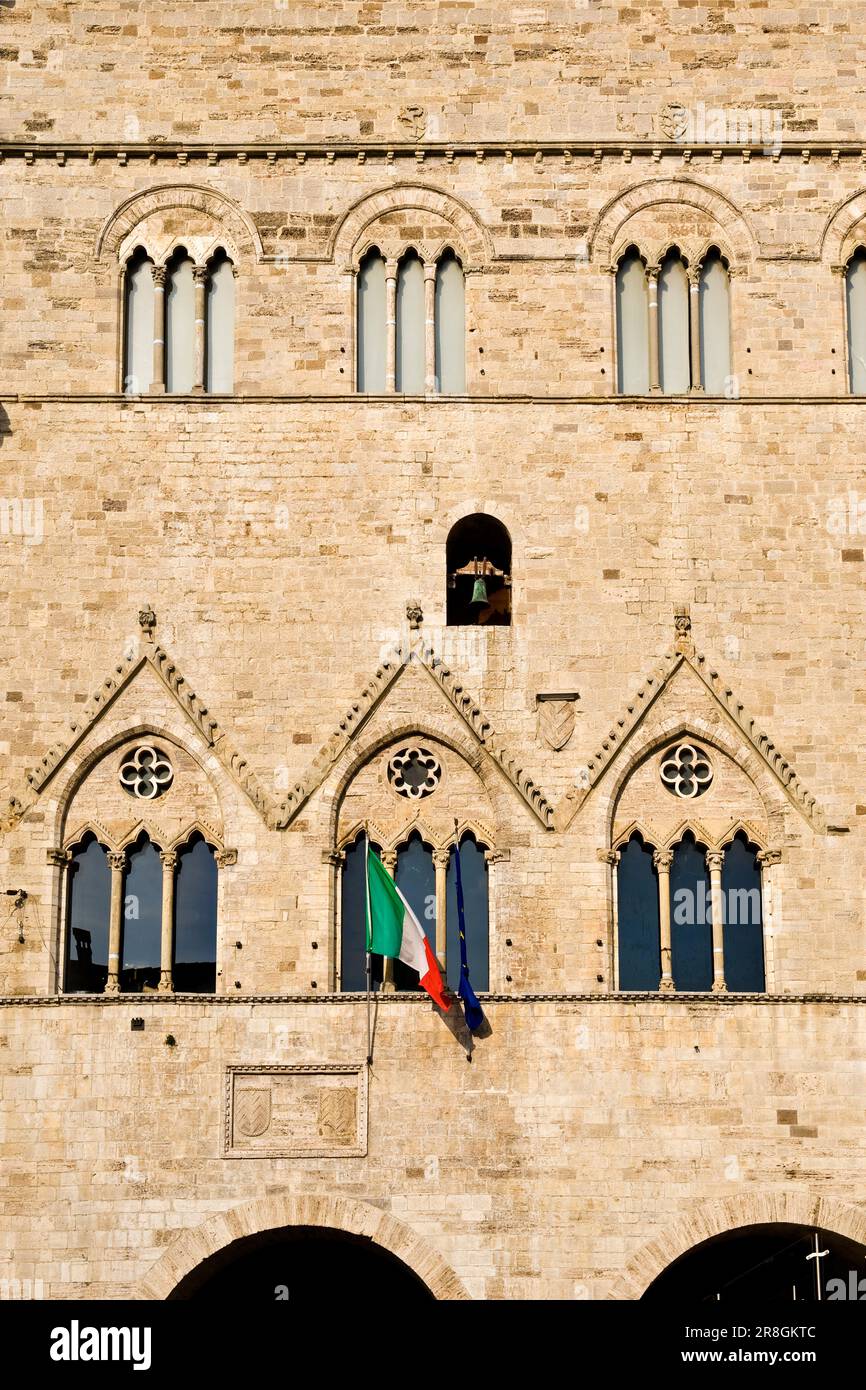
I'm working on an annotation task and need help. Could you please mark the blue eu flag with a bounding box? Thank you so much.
[452,839,484,1033]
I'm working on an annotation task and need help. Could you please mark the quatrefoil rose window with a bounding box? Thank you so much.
[660,742,713,799]
[387,747,442,799]
[119,745,174,800]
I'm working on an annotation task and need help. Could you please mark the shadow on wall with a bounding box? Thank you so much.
[0,405,9,444]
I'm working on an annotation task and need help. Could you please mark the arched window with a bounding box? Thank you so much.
[394,831,436,990]
[699,248,731,394]
[616,833,661,990]
[165,247,196,394]
[356,247,387,392]
[205,249,235,394]
[340,832,383,991]
[120,833,163,993]
[123,248,155,396]
[615,248,650,394]
[64,833,112,993]
[445,833,489,991]
[173,833,219,993]
[435,250,465,394]
[846,247,866,394]
[396,250,426,393]
[446,513,512,626]
[658,249,691,394]
[720,831,765,992]
[669,831,713,990]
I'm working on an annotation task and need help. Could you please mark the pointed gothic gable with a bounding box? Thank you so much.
[555,648,827,832]
[274,634,555,830]
[2,642,273,830]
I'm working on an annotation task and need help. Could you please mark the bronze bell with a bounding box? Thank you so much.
[470,575,488,606]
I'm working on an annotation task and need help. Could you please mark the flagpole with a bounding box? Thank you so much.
[364,833,373,1066]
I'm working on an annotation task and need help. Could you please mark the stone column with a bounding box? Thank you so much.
[157,850,177,993]
[192,266,208,394]
[756,847,782,992]
[598,848,620,989]
[689,265,703,392]
[424,261,437,393]
[150,266,166,393]
[47,848,71,991]
[706,850,727,992]
[325,848,345,992]
[385,259,398,392]
[104,850,126,994]
[380,849,398,988]
[647,264,661,394]
[432,848,449,971]
[653,848,675,991]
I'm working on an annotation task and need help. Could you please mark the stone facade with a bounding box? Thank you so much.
[1,3,865,1300]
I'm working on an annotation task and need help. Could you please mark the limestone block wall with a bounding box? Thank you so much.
[3,156,866,395]
[0,398,863,999]
[2,3,866,145]
[0,996,864,1300]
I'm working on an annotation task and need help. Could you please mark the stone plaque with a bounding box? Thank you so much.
[223,1064,367,1159]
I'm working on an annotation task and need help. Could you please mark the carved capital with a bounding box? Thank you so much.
[705,850,725,873]
[216,847,238,868]
[193,265,209,285]
[431,849,450,868]
[46,847,71,867]
[653,848,673,872]
[323,848,345,867]
[380,850,398,872]
[597,848,620,866]
[152,267,167,290]
[757,847,782,868]
[108,851,126,873]
[159,850,178,872]
[484,848,509,864]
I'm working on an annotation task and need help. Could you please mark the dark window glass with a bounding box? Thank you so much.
[64,833,111,993]
[394,832,435,990]
[445,834,489,991]
[721,832,765,992]
[120,835,162,992]
[340,834,383,991]
[670,832,713,990]
[173,834,218,993]
[617,834,661,990]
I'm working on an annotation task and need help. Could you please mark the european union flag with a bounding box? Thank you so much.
[452,838,484,1033]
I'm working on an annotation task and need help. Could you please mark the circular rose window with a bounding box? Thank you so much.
[660,742,713,799]
[119,745,174,800]
[387,747,442,799]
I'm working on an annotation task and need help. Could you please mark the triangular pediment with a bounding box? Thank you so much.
[2,641,273,830]
[274,634,555,829]
[556,646,826,831]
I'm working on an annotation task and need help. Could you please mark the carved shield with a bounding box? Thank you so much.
[235,1087,272,1138]
[659,102,689,141]
[537,699,575,751]
[317,1088,356,1145]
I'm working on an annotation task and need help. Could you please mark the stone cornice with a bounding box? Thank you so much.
[4,393,866,406]
[0,991,863,1007]
[2,140,865,164]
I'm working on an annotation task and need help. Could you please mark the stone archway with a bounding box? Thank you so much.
[139,1194,470,1301]
[608,1192,866,1299]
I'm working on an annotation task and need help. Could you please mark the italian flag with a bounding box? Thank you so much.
[365,842,450,1010]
